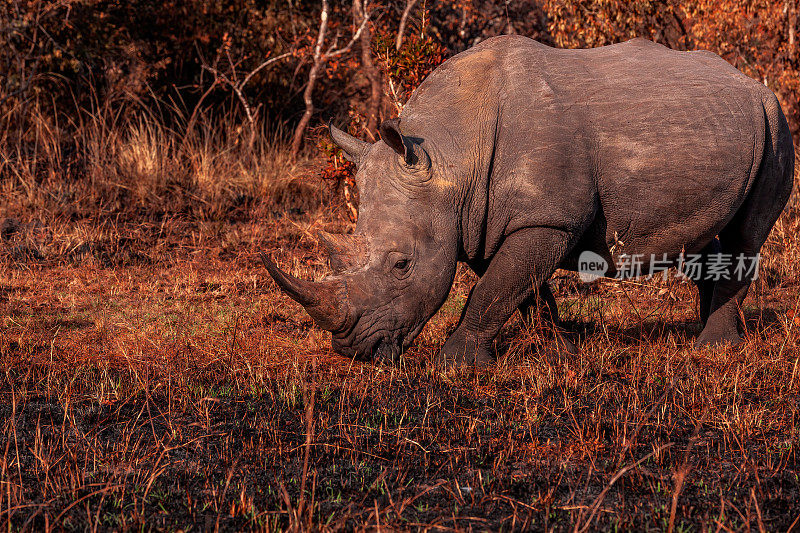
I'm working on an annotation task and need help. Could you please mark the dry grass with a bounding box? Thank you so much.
[1,107,799,530]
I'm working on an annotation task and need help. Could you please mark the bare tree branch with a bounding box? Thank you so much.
[198,48,292,147]
[396,0,419,51]
[291,0,372,157]
[325,4,371,58]
[291,0,332,158]
[241,52,293,89]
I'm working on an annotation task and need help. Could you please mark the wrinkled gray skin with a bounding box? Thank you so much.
[264,35,795,366]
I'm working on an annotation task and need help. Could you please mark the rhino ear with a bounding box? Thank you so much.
[379,119,406,157]
[329,123,369,165]
[379,118,430,170]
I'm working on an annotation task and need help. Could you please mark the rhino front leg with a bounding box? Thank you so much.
[437,227,571,367]
[466,259,562,327]
[464,259,576,357]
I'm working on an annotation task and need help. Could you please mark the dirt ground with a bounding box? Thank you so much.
[1,205,799,531]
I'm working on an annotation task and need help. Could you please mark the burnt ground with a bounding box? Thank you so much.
[1,213,799,531]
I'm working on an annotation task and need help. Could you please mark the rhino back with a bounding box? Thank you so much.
[399,35,770,261]
[548,38,766,257]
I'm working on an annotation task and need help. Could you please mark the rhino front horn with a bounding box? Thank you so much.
[260,253,349,332]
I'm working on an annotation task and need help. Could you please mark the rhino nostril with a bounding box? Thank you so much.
[331,338,357,357]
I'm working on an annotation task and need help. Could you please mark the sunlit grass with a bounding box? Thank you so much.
[0,103,798,529]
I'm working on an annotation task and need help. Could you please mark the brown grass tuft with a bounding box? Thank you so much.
[1,104,799,529]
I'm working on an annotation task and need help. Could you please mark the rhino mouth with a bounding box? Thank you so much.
[332,332,398,360]
[332,325,399,360]
[330,309,419,361]
[331,320,429,362]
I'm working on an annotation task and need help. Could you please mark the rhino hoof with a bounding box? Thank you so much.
[554,335,578,356]
[435,336,494,368]
[694,329,743,349]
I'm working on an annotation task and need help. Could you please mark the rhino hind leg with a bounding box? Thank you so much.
[437,227,572,367]
[696,97,794,348]
[693,237,722,326]
[518,282,560,326]
[518,282,578,356]
[695,227,763,348]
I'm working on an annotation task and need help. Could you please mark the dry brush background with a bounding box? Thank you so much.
[1,0,800,530]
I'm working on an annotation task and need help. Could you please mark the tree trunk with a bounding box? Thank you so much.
[291,0,330,158]
[355,0,381,138]
[290,0,369,157]
[396,0,419,51]
[291,59,322,158]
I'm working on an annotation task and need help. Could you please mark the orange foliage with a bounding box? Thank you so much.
[374,28,449,108]
[545,0,799,136]
[686,0,799,134]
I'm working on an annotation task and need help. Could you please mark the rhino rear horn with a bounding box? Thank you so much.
[318,231,368,273]
[329,123,369,165]
[260,253,349,332]
[379,118,430,170]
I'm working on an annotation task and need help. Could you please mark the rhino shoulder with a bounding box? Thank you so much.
[407,35,540,110]
[622,37,668,49]
[443,35,546,71]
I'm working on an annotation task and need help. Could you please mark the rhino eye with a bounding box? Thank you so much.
[388,251,412,279]
[394,259,410,270]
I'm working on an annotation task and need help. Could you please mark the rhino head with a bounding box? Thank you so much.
[263,119,459,360]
